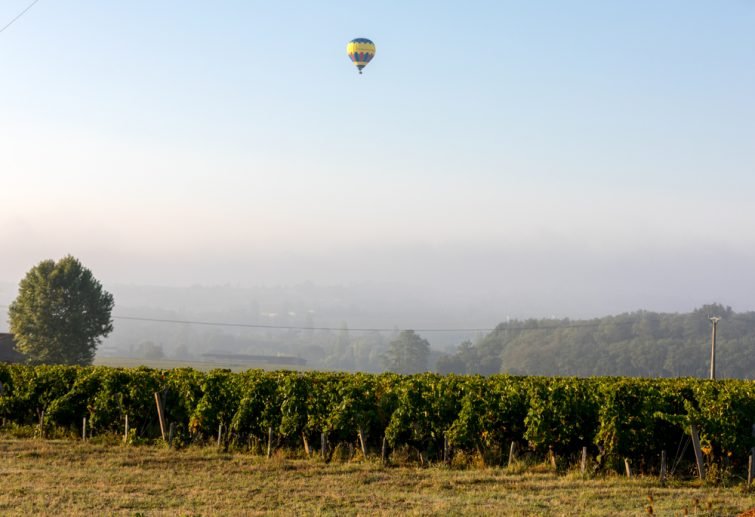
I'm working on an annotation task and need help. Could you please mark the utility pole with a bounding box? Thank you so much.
[709,316,721,380]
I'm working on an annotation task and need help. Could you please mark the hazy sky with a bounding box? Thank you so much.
[2,1,754,316]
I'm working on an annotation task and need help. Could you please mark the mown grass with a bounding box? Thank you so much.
[0,437,753,516]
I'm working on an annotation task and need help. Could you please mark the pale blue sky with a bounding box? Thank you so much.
[1,1,754,315]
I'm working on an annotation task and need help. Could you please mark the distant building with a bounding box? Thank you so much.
[202,352,306,366]
[0,333,25,363]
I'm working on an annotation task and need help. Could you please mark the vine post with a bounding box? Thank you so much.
[660,450,667,486]
[38,410,45,438]
[548,446,557,469]
[154,392,167,441]
[689,425,705,480]
[302,433,311,457]
[82,417,87,441]
[581,446,587,474]
[358,427,367,460]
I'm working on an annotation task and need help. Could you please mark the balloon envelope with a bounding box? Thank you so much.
[347,38,375,74]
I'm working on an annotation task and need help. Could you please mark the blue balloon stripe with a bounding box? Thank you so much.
[348,52,374,64]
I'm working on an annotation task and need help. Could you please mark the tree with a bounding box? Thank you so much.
[435,353,466,375]
[9,255,114,365]
[137,341,165,360]
[382,330,430,374]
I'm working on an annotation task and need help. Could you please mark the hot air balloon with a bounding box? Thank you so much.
[346,38,375,74]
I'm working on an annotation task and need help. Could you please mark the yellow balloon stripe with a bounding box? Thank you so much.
[346,41,376,54]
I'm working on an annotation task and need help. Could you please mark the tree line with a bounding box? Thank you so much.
[5,256,755,379]
[436,304,755,378]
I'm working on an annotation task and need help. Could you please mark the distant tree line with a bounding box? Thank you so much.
[436,304,755,379]
[6,255,752,381]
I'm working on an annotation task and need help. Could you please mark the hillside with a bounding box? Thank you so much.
[437,304,755,378]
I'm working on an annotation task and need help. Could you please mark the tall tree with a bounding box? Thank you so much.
[383,330,430,374]
[9,256,114,365]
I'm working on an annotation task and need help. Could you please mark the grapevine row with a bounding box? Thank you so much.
[0,364,753,470]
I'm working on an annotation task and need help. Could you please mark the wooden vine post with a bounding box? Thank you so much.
[689,425,706,480]
[660,450,667,486]
[548,446,557,469]
[302,433,311,457]
[357,427,367,460]
[581,446,587,474]
[154,392,167,442]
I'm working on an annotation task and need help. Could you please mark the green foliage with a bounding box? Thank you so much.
[191,369,241,438]
[1,364,754,472]
[385,373,464,457]
[277,372,310,440]
[329,372,378,439]
[45,366,101,429]
[446,375,528,452]
[688,381,755,459]
[594,378,682,461]
[230,370,281,442]
[0,365,78,425]
[383,330,431,374]
[524,377,599,455]
[9,256,114,365]
[442,304,755,378]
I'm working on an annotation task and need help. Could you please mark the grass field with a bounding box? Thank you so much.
[1,438,753,516]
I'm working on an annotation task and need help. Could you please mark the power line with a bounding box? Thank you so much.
[0,303,641,333]
[112,315,494,333]
[0,0,41,34]
[100,314,637,333]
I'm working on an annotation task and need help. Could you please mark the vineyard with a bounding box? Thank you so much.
[1,364,754,476]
